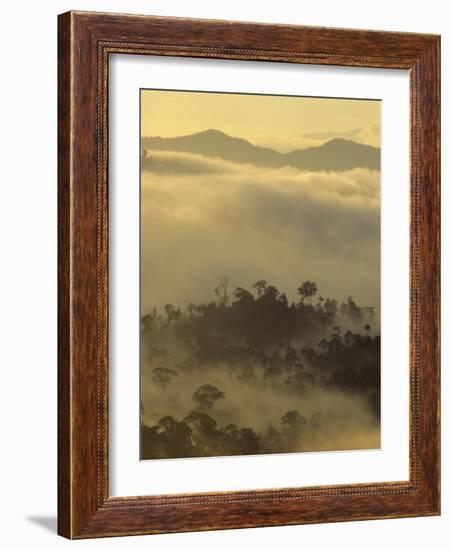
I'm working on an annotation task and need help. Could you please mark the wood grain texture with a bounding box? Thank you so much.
[57,11,440,539]
[57,10,72,538]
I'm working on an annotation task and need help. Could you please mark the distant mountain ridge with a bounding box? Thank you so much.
[142,129,380,172]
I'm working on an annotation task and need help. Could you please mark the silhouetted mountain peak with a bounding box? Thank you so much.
[190,129,251,146]
[286,138,379,171]
[322,137,352,147]
[142,131,380,172]
[200,128,228,137]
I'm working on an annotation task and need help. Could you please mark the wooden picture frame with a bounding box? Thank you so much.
[58,10,440,539]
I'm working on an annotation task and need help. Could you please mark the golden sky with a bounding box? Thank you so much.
[141,89,380,150]
[140,89,381,315]
[139,89,381,457]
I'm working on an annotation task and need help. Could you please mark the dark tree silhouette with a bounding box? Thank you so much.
[215,275,230,307]
[253,279,268,297]
[282,410,307,433]
[164,303,181,323]
[297,281,318,304]
[192,384,225,411]
[151,366,178,388]
[237,428,260,455]
[184,410,217,433]
[140,279,380,459]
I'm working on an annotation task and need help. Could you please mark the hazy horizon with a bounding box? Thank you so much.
[141,127,381,155]
[141,91,380,316]
[141,89,380,151]
[140,89,381,460]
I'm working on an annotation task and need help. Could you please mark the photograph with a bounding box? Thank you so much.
[0,2,440,544]
[139,89,382,460]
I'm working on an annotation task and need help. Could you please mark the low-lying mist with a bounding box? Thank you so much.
[141,362,379,456]
[140,280,380,459]
[139,142,380,459]
[141,150,380,315]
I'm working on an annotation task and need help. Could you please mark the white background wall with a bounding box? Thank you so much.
[0,1,449,548]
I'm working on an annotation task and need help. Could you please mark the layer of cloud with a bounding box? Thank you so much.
[141,361,380,454]
[141,151,380,315]
[141,150,234,175]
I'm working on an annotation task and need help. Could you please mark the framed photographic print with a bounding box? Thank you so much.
[58,11,440,538]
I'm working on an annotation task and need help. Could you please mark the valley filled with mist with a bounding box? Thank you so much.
[140,130,381,460]
[140,278,380,459]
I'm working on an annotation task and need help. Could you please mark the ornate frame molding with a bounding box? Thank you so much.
[58,11,440,538]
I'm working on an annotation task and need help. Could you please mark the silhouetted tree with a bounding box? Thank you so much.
[156,415,192,457]
[140,278,381,460]
[192,384,225,411]
[323,297,338,317]
[238,428,260,455]
[164,303,181,323]
[297,281,318,305]
[260,424,283,453]
[151,366,178,388]
[215,275,230,307]
[282,410,307,433]
[340,296,362,321]
[253,279,268,297]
